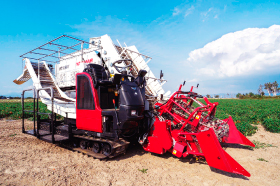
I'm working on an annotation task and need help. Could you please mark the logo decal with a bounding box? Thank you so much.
[76,58,93,66]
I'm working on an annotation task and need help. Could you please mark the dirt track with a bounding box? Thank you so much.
[0,119,279,186]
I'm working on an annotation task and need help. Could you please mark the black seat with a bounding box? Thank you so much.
[84,64,112,88]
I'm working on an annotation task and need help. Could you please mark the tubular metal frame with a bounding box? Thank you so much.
[20,35,101,64]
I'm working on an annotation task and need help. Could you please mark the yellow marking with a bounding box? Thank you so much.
[172,150,177,155]
[195,115,200,119]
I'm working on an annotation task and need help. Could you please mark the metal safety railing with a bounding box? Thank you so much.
[36,87,54,143]
[21,87,55,143]
[22,88,37,135]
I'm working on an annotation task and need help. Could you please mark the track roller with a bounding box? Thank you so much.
[101,143,111,156]
[80,140,87,149]
[92,142,101,153]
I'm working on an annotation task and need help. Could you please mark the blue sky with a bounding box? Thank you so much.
[1,0,280,96]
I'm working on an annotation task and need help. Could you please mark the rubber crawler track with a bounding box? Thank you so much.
[60,135,130,159]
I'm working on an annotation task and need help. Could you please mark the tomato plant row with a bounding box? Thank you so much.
[206,98,280,135]
[0,101,62,120]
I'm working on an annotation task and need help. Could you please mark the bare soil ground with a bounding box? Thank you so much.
[0,119,279,186]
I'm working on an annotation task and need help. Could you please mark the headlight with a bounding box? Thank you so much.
[131,110,137,116]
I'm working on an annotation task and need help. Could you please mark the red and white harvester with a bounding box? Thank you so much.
[14,35,255,177]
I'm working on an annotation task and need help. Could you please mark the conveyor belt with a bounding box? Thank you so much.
[31,63,74,102]
[14,59,76,118]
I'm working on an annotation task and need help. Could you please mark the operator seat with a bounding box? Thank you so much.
[84,64,112,88]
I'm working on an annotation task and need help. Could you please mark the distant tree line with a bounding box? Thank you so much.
[236,92,263,99]
[0,96,31,99]
[236,81,279,99]
[206,94,220,98]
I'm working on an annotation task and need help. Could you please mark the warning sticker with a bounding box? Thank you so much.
[195,115,200,119]
[172,150,177,155]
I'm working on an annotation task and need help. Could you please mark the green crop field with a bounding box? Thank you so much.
[0,98,279,136]
[0,99,61,121]
[206,98,280,135]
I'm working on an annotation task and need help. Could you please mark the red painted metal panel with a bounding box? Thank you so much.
[222,116,255,147]
[196,128,250,177]
[144,136,165,154]
[76,72,102,133]
[143,119,172,154]
[172,142,185,158]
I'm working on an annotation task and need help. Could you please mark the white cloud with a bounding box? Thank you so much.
[223,5,227,12]
[185,6,195,17]
[201,8,213,22]
[187,78,198,82]
[187,25,280,78]
[202,8,213,16]
[173,7,180,16]
[172,5,195,17]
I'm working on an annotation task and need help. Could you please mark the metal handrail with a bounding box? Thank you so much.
[36,87,54,143]
[22,87,37,135]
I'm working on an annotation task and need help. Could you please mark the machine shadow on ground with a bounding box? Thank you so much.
[109,142,250,179]
[110,143,147,161]
[210,167,249,180]
[110,142,208,166]
[221,143,254,150]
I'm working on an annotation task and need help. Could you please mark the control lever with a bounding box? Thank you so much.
[112,99,120,125]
